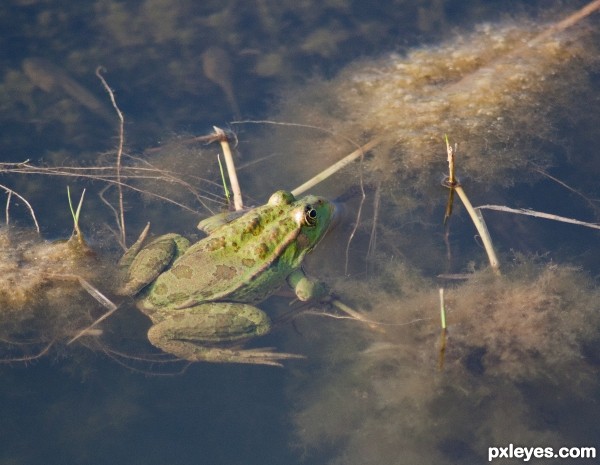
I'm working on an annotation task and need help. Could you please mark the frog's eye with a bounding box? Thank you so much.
[304,205,318,226]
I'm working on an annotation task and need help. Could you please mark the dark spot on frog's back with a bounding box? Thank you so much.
[254,243,269,259]
[242,258,256,267]
[172,264,193,279]
[243,216,261,236]
[214,264,237,280]
[206,236,226,251]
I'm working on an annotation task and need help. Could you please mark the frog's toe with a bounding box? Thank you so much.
[236,348,305,367]
[208,347,305,367]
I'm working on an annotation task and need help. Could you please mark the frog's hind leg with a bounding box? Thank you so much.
[147,303,304,367]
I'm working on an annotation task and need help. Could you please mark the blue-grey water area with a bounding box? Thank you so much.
[1,1,600,464]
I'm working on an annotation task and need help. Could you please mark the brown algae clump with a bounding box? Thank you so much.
[0,228,108,358]
[259,18,599,198]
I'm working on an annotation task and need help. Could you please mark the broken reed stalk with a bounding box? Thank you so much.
[96,67,126,247]
[444,138,501,273]
[291,137,382,197]
[213,126,243,211]
[438,287,447,370]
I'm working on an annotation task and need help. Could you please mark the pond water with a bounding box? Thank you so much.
[1,1,599,464]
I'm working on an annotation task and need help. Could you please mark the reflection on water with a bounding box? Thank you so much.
[1,0,599,464]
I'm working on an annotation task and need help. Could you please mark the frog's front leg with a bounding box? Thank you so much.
[147,303,304,367]
[118,233,190,296]
[287,269,329,302]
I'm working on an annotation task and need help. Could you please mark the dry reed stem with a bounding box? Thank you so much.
[444,139,501,273]
[454,186,500,272]
[291,137,382,197]
[213,126,244,210]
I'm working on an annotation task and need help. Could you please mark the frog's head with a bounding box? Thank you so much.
[268,191,335,254]
[294,195,335,251]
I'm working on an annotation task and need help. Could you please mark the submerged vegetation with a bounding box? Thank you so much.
[291,260,600,464]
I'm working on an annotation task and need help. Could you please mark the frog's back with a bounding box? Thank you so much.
[145,206,304,308]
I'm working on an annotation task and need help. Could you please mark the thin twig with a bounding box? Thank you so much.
[96,67,126,247]
[366,180,382,266]
[1,183,40,233]
[0,341,54,364]
[302,308,431,327]
[3,163,209,215]
[530,164,600,215]
[344,172,366,276]
[5,189,10,225]
[477,205,600,230]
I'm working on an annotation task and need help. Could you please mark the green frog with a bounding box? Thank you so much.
[119,190,335,366]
